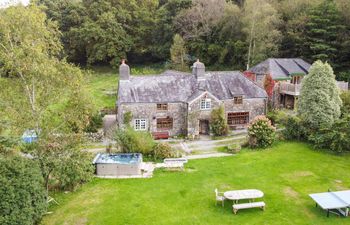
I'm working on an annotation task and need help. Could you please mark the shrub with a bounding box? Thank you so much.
[123,111,133,126]
[0,156,47,225]
[54,149,94,191]
[282,116,308,141]
[266,110,278,126]
[226,143,241,153]
[267,109,291,126]
[340,91,350,117]
[248,116,276,148]
[115,128,155,155]
[0,136,18,156]
[337,71,350,82]
[210,106,228,136]
[152,143,176,160]
[309,115,350,153]
[84,113,103,133]
[29,135,94,192]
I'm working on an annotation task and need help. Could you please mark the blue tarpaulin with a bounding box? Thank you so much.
[22,130,38,143]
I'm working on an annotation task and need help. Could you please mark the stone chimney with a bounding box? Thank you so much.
[192,59,205,80]
[119,59,130,80]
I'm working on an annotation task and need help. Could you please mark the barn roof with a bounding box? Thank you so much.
[247,58,311,80]
[118,70,267,104]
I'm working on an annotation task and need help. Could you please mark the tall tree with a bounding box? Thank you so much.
[170,34,187,70]
[0,4,95,136]
[174,0,227,41]
[174,0,245,67]
[305,0,345,66]
[39,0,88,63]
[298,61,342,129]
[150,0,192,60]
[242,0,282,69]
[278,0,321,58]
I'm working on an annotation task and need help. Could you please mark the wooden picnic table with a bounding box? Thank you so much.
[224,189,264,202]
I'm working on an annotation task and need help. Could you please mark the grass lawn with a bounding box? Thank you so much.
[42,142,350,225]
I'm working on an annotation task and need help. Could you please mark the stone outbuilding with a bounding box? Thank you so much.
[244,58,311,109]
[245,58,349,109]
[117,60,268,138]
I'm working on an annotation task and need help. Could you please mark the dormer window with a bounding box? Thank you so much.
[200,98,211,110]
[234,96,243,104]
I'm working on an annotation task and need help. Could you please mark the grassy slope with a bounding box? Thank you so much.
[86,65,165,110]
[85,66,118,110]
[42,142,350,225]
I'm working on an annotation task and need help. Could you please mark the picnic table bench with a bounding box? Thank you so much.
[163,158,188,170]
[232,201,266,214]
[224,189,265,214]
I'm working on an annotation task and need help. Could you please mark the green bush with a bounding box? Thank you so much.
[337,71,350,82]
[226,143,241,153]
[28,135,94,192]
[266,109,290,126]
[340,91,350,117]
[84,113,103,133]
[0,156,47,225]
[152,142,176,160]
[282,116,308,141]
[210,106,228,136]
[0,136,19,156]
[248,116,276,148]
[54,149,94,191]
[309,115,350,153]
[123,111,133,126]
[115,128,156,155]
[266,110,278,126]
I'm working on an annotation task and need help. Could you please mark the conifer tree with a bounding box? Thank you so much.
[170,34,187,71]
[297,61,342,129]
[305,0,345,65]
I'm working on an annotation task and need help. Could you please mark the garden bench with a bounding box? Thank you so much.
[163,158,188,170]
[152,131,169,140]
[232,201,265,214]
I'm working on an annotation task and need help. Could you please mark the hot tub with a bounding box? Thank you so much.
[93,153,142,176]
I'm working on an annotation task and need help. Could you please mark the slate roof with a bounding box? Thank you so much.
[118,70,267,104]
[247,58,311,80]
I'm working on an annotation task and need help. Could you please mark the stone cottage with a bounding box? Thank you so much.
[117,60,268,138]
[245,58,349,109]
[244,58,311,109]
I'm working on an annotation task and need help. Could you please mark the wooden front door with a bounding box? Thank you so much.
[199,120,209,135]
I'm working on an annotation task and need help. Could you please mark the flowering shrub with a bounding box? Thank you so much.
[248,116,276,148]
[152,143,177,160]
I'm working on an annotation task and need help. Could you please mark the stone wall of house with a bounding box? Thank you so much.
[117,102,187,136]
[187,95,222,136]
[223,98,266,128]
[117,97,266,137]
[187,95,266,136]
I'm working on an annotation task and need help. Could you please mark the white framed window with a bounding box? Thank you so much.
[134,119,147,131]
[200,98,211,110]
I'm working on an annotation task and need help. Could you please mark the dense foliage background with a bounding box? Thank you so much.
[37,0,350,80]
[0,155,47,225]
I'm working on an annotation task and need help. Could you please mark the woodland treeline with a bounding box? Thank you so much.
[39,0,350,79]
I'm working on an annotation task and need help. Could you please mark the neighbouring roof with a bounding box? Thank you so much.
[118,70,267,104]
[247,58,311,80]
